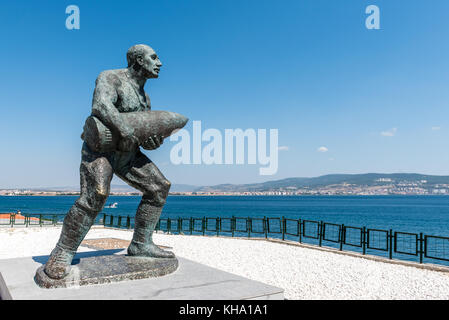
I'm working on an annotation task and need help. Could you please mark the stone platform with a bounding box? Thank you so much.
[0,249,284,300]
[34,253,179,289]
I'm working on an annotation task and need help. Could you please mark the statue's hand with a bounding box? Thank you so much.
[142,135,164,150]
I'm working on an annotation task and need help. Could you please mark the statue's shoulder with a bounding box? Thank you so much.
[95,69,126,88]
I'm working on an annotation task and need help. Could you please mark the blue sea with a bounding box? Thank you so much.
[1,195,449,237]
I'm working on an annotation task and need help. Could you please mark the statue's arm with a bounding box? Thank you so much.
[91,72,135,145]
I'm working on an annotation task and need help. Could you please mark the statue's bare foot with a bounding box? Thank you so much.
[127,241,175,258]
[44,246,74,279]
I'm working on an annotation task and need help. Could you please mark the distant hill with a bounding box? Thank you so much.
[8,173,449,194]
[194,173,449,192]
[169,184,201,192]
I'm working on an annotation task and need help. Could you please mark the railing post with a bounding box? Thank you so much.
[281,216,285,241]
[118,216,122,228]
[298,219,302,243]
[126,216,131,229]
[319,221,323,247]
[231,216,235,237]
[419,233,424,264]
[362,227,366,255]
[103,214,106,226]
[340,224,345,251]
[189,217,193,235]
[178,217,182,234]
[216,218,220,236]
[39,214,42,227]
[389,229,393,260]
[202,217,206,236]
[264,216,268,239]
[10,213,15,227]
[166,218,170,234]
[247,217,251,238]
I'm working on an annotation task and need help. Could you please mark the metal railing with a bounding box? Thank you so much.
[2,213,449,267]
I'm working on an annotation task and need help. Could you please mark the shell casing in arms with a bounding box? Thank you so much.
[82,110,189,153]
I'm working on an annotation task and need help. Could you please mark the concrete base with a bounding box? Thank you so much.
[34,254,179,289]
[0,249,284,300]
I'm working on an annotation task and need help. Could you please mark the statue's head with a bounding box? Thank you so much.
[127,44,162,79]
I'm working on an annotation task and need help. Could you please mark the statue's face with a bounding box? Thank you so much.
[137,48,162,78]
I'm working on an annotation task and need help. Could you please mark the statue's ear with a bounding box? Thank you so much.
[136,55,144,66]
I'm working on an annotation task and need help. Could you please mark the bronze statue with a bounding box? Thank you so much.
[42,44,187,280]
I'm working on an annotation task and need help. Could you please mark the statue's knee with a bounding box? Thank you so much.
[162,179,171,192]
[78,157,112,212]
[94,185,109,201]
[159,179,171,198]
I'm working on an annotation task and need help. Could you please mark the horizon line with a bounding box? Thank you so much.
[2,172,449,190]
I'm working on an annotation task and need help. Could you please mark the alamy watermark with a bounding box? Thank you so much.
[65,5,80,30]
[366,5,380,30]
[169,121,279,176]
[66,4,380,31]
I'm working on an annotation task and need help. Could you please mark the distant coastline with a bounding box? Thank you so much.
[3,173,449,196]
[0,192,449,198]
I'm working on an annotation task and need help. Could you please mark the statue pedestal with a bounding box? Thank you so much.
[0,249,284,300]
[34,253,178,289]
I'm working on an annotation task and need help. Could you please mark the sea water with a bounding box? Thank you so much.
[1,195,448,237]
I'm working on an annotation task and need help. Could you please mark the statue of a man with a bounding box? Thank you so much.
[44,44,174,280]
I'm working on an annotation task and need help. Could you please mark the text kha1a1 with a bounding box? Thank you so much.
[223,304,268,315]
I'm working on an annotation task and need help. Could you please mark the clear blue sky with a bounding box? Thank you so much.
[1,0,449,188]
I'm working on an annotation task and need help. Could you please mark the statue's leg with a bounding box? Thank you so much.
[115,151,173,258]
[44,146,113,279]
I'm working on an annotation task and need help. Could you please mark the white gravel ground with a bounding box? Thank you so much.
[1,226,449,300]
